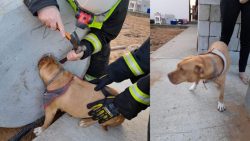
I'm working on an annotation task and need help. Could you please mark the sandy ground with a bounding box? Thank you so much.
[109,13,150,63]
[0,13,149,141]
[150,26,185,52]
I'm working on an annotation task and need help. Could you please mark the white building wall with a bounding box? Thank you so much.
[151,0,189,20]
[128,0,149,13]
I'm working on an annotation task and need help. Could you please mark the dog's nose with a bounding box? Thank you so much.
[167,73,172,80]
[168,73,176,84]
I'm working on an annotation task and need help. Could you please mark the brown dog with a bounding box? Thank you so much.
[168,41,230,112]
[34,54,124,136]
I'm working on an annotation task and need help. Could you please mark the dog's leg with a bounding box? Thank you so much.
[34,106,58,136]
[189,81,199,91]
[79,118,97,127]
[216,77,226,112]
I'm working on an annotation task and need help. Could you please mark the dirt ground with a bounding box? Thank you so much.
[0,13,149,141]
[110,13,150,63]
[150,26,185,52]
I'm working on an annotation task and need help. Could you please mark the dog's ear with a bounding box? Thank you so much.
[194,64,204,76]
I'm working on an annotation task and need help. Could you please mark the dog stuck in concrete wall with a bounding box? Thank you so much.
[34,54,124,136]
[168,41,231,112]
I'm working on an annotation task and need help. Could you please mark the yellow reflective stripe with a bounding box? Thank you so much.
[129,83,149,105]
[104,107,113,117]
[104,0,122,21]
[123,52,144,76]
[84,33,102,54]
[88,0,121,29]
[67,0,78,12]
[92,104,103,110]
[97,110,105,116]
[84,74,96,81]
[88,16,103,29]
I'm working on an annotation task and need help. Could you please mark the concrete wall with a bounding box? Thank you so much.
[0,0,90,127]
[198,0,242,64]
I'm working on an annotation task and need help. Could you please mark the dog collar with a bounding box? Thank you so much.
[46,68,64,86]
[44,76,74,108]
[210,49,227,76]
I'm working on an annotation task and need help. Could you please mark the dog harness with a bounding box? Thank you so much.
[210,49,227,76]
[199,48,227,80]
[210,49,227,75]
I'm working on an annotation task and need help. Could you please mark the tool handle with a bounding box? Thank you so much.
[65,32,71,40]
[56,25,71,41]
[59,57,67,64]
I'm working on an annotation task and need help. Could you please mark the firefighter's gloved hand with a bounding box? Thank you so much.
[37,6,65,37]
[92,75,113,91]
[87,96,120,124]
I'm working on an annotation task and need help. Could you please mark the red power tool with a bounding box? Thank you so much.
[75,10,94,29]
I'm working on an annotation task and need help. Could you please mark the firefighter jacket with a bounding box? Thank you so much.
[23,0,129,59]
[109,38,150,119]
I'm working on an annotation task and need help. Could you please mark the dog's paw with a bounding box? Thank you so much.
[189,83,197,91]
[79,120,87,127]
[217,101,226,112]
[79,119,96,127]
[34,127,43,136]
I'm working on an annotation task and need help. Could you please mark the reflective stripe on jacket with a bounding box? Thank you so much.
[123,52,145,76]
[129,83,149,105]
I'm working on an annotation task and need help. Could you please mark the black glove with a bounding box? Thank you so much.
[91,75,113,91]
[87,96,120,124]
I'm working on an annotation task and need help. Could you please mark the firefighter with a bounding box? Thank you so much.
[24,0,129,82]
[87,38,150,124]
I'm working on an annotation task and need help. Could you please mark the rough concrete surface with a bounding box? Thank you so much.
[0,0,90,127]
[34,80,149,141]
[151,25,250,141]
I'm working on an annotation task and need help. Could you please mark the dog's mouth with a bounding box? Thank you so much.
[168,72,178,84]
[168,72,184,85]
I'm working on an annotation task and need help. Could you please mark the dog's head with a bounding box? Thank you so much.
[38,54,62,84]
[168,56,205,84]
